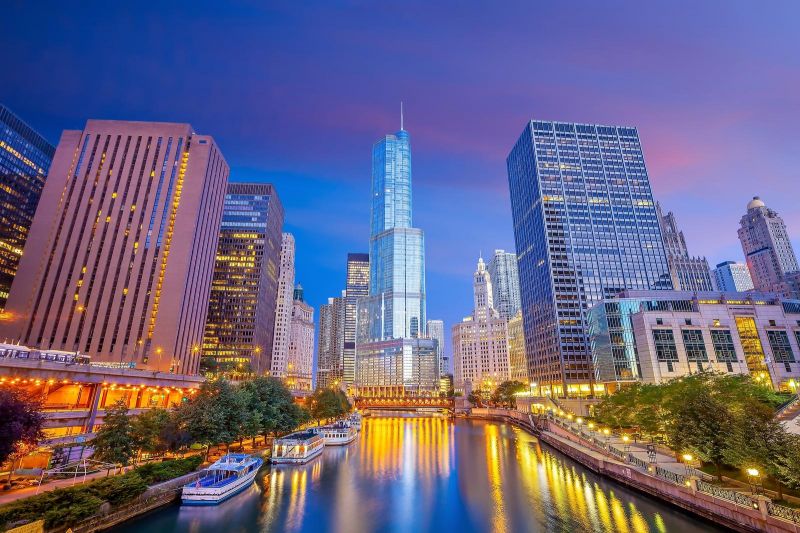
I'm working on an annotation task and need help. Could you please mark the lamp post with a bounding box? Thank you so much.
[682,453,694,476]
[746,468,762,495]
[602,428,611,447]
[622,435,631,454]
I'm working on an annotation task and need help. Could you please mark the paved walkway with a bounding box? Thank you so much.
[0,467,126,505]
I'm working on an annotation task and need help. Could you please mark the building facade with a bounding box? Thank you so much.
[202,183,284,378]
[452,256,510,393]
[713,261,754,292]
[656,203,715,292]
[507,310,528,382]
[343,253,369,388]
[317,294,344,389]
[426,319,447,375]
[507,120,672,397]
[0,105,56,309]
[286,285,314,392]
[739,196,799,298]
[0,120,229,374]
[270,233,296,379]
[487,250,522,319]
[588,290,800,391]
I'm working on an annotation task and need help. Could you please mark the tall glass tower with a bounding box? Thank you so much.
[507,120,672,397]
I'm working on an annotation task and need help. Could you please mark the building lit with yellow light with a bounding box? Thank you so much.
[507,310,527,382]
[202,183,284,378]
[0,120,229,375]
[286,285,314,392]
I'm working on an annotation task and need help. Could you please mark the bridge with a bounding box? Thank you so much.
[354,396,454,412]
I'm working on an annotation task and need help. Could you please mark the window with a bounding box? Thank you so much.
[711,329,737,362]
[682,329,708,362]
[656,318,663,325]
[653,329,678,362]
[713,319,721,327]
[685,318,692,326]
[769,320,777,327]
[767,330,795,363]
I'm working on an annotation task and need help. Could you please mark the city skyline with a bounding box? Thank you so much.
[2,2,798,348]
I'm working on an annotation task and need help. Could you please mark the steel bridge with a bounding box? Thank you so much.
[354,396,454,411]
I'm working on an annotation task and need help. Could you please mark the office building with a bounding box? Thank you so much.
[452,256,510,393]
[317,294,344,389]
[739,196,799,298]
[343,253,369,388]
[427,319,447,375]
[286,284,314,392]
[507,120,672,397]
[356,116,438,394]
[656,203,715,292]
[0,105,56,309]
[271,233,295,378]
[507,310,528,382]
[202,183,284,378]
[487,250,522,319]
[713,261,754,292]
[0,120,229,374]
[588,290,800,391]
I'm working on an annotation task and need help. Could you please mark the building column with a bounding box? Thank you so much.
[84,384,103,434]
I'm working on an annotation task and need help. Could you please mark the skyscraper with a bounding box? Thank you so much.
[271,233,296,378]
[713,261,754,292]
[317,294,344,389]
[656,203,715,292]
[487,250,522,319]
[738,196,799,298]
[286,284,314,392]
[452,256,510,393]
[507,311,528,382]
[343,253,369,388]
[0,120,229,374]
[202,183,284,378]
[507,120,672,397]
[426,319,446,374]
[0,105,56,310]
[356,115,438,395]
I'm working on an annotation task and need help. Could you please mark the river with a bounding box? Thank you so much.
[117,415,725,533]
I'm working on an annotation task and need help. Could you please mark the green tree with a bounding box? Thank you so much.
[309,388,351,421]
[91,400,137,467]
[467,390,483,407]
[132,407,170,460]
[491,381,527,408]
[0,388,44,466]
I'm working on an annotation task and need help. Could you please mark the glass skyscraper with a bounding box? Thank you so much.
[343,253,369,388]
[487,249,522,319]
[0,105,55,309]
[506,120,672,397]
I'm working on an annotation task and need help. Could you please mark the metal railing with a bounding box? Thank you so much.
[655,465,685,486]
[627,453,649,470]
[767,502,800,524]
[696,480,756,508]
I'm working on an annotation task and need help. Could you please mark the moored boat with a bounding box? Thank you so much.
[312,421,358,445]
[272,430,325,464]
[181,453,263,506]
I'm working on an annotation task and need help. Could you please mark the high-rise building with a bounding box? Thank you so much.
[317,294,345,389]
[426,319,446,375]
[507,310,528,382]
[713,261,754,292]
[656,203,715,292]
[738,196,799,298]
[0,120,229,374]
[286,284,314,392]
[356,116,438,394]
[0,105,56,310]
[487,250,522,319]
[343,253,369,388]
[452,256,510,393]
[271,233,296,378]
[507,120,672,397]
[202,183,284,378]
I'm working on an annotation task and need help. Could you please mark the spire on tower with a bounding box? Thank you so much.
[400,101,404,131]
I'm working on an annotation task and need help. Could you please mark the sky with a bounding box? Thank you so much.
[3,1,799,357]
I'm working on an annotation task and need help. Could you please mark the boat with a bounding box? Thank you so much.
[312,421,358,445]
[348,412,363,431]
[272,430,325,464]
[181,453,263,505]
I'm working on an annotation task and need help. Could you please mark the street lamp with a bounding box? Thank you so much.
[746,468,762,495]
[602,428,611,447]
[622,435,631,453]
[682,453,694,476]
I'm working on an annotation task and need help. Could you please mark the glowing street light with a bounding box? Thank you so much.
[746,468,762,495]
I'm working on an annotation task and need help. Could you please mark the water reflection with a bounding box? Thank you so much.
[118,416,722,533]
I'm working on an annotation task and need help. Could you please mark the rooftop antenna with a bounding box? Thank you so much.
[400,101,404,131]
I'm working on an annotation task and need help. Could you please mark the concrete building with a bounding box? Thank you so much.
[426,319,446,375]
[487,250,522,319]
[286,285,314,392]
[452,256,510,393]
[713,261,754,292]
[317,294,344,389]
[271,233,296,379]
[0,120,229,375]
[0,105,55,310]
[739,196,799,298]
[656,203,715,292]
[202,183,283,378]
[507,310,528,382]
[588,290,800,391]
[343,253,369,388]
[507,120,672,397]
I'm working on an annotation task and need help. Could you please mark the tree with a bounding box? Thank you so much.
[179,379,247,456]
[0,388,44,466]
[491,381,527,408]
[309,388,351,421]
[132,408,170,460]
[92,400,137,467]
[467,390,483,407]
[241,376,296,438]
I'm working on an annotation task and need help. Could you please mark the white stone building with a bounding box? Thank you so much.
[270,233,295,378]
[286,285,314,392]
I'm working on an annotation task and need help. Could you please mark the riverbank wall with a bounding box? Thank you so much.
[469,408,800,533]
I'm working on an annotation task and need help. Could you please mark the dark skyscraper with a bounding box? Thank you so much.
[343,253,369,388]
[507,120,672,397]
[0,104,55,309]
[203,183,284,377]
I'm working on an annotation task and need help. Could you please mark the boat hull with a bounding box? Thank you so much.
[181,459,262,505]
[322,433,358,446]
[271,443,324,464]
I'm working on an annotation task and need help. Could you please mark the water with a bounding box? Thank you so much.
[118,416,724,533]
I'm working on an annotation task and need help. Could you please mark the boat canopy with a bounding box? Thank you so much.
[208,454,261,472]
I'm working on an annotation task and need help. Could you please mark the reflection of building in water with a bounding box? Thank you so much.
[359,416,452,478]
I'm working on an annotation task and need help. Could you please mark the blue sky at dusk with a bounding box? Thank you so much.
[3,1,799,355]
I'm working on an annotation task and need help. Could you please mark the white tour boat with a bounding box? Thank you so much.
[181,453,263,506]
[271,430,325,464]
[312,421,358,445]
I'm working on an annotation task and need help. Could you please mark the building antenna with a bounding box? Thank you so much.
[400,101,404,130]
